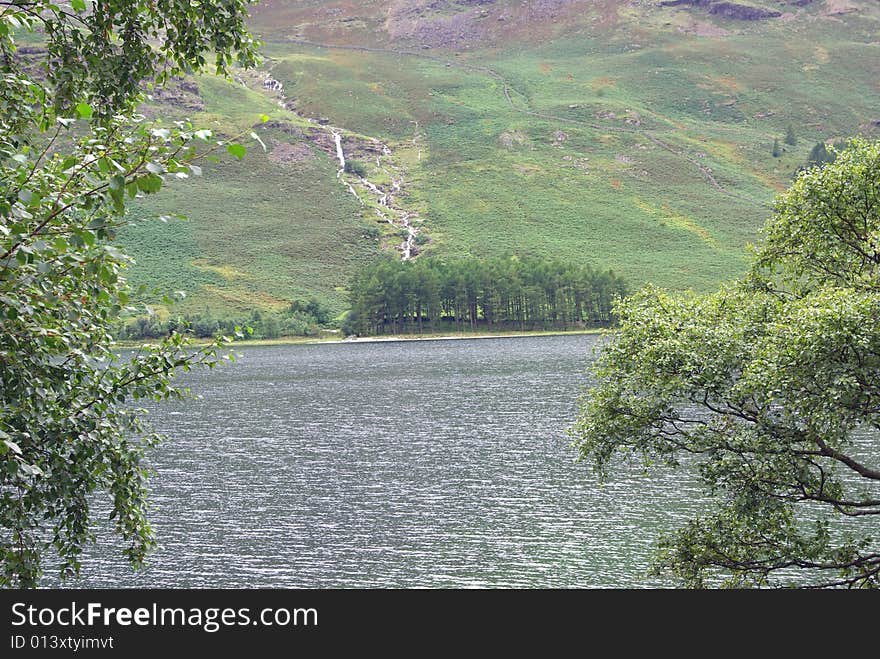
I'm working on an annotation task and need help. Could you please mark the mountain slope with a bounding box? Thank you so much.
[121,0,880,320]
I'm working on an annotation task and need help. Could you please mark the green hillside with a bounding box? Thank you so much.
[119,0,880,322]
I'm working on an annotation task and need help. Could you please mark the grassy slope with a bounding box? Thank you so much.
[120,77,378,318]
[120,0,880,316]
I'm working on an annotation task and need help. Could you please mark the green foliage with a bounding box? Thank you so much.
[288,298,331,326]
[785,124,797,147]
[571,139,880,588]
[347,255,627,335]
[117,299,333,341]
[760,140,880,291]
[772,137,781,158]
[0,1,259,587]
[226,143,247,161]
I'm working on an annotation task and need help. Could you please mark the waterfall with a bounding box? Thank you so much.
[333,131,346,176]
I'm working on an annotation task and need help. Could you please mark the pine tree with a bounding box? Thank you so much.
[785,124,797,146]
[807,142,835,168]
[772,138,781,158]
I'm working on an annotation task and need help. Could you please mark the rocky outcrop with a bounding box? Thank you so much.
[299,127,387,165]
[149,79,205,111]
[267,140,313,166]
[709,2,782,19]
[662,0,714,7]
[661,0,782,20]
[260,120,304,138]
[385,0,588,50]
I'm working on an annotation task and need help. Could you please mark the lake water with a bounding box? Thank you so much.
[61,334,705,588]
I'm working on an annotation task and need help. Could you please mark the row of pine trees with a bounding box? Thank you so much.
[345,255,628,336]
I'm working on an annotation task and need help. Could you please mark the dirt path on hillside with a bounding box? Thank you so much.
[278,38,768,207]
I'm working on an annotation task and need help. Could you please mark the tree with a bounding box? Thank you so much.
[346,255,626,335]
[772,137,781,158]
[784,124,797,147]
[806,141,835,168]
[343,159,368,178]
[571,139,880,588]
[1,1,260,587]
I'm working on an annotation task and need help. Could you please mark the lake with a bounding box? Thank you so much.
[60,334,704,588]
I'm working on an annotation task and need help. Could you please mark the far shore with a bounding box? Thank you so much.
[117,328,608,349]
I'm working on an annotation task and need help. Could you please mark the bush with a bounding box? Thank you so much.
[118,299,334,341]
[344,159,368,177]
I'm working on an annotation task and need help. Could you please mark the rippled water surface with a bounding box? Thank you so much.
[64,334,704,588]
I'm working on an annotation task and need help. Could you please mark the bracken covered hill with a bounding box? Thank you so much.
[249,0,873,48]
[121,0,880,320]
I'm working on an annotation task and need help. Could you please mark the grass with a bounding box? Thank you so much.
[118,2,880,317]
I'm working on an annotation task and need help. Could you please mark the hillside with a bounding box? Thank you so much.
[119,0,880,322]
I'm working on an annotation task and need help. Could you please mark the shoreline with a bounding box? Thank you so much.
[117,328,608,349]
